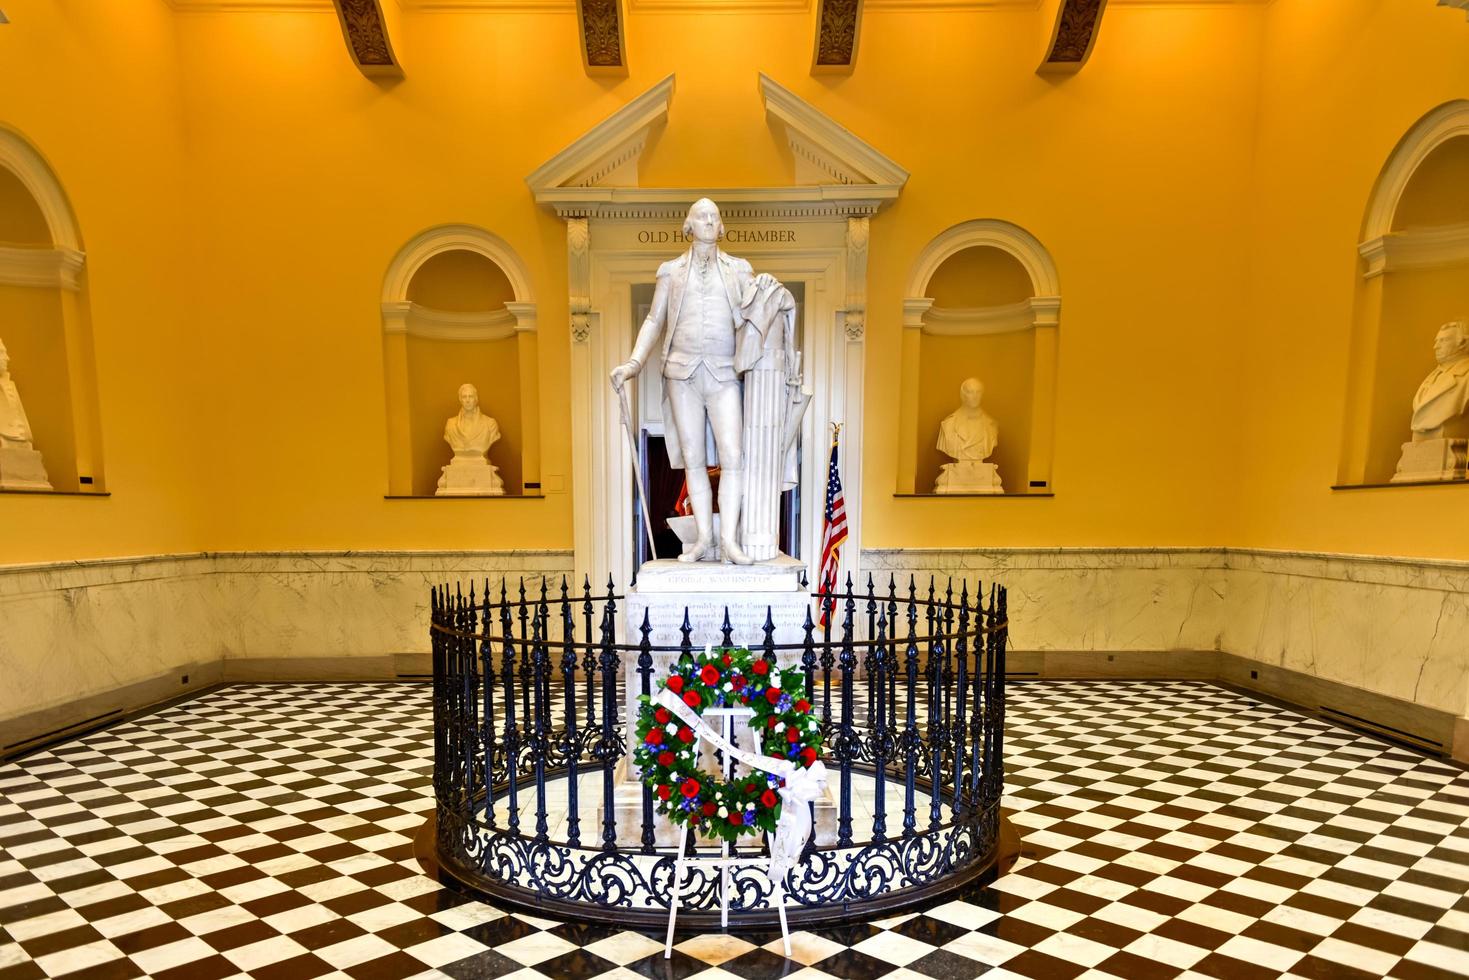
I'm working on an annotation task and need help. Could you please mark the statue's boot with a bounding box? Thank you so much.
[718,470,752,565]
[679,485,714,563]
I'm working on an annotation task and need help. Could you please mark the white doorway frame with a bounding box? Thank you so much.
[575,240,857,589]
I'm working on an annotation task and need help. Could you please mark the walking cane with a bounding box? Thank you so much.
[616,382,659,559]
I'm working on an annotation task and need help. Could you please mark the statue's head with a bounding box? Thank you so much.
[1433,320,1469,365]
[458,383,480,412]
[959,377,984,409]
[683,198,723,246]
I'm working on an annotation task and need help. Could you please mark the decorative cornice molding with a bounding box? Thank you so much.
[1363,100,1469,243]
[331,0,404,77]
[547,195,885,221]
[526,76,674,201]
[1039,0,1107,74]
[758,73,909,189]
[0,129,82,253]
[812,0,863,75]
[0,246,85,291]
[908,219,1061,298]
[576,0,627,76]
[381,301,532,340]
[1359,221,1469,279]
[630,0,807,8]
[904,295,1062,335]
[382,224,535,304]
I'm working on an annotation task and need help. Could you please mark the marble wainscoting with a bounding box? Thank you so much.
[212,550,572,676]
[0,553,225,753]
[863,547,1469,757]
[0,550,573,755]
[862,547,1230,669]
[1222,549,1469,722]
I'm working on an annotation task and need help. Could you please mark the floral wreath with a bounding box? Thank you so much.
[634,646,824,842]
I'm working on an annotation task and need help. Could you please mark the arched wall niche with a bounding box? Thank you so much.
[898,220,1061,495]
[381,225,539,496]
[0,125,103,493]
[1341,102,1469,486]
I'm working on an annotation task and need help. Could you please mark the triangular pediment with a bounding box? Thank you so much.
[525,75,675,197]
[527,72,907,219]
[757,73,909,189]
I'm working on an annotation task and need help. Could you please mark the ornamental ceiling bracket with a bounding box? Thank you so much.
[578,0,629,76]
[812,0,863,75]
[332,0,403,79]
[1039,0,1107,75]
[1439,0,1469,22]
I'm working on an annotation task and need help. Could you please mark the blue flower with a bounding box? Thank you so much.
[766,773,782,786]
[778,695,793,712]
[743,811,756,825]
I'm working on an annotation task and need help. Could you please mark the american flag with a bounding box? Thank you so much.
[817,426,847,628]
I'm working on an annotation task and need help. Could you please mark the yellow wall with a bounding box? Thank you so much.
[1239,0,1469,559]
[0,0,202,563]
[1,0,1465,563]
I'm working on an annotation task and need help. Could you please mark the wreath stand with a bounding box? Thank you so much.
[664,706,793,959]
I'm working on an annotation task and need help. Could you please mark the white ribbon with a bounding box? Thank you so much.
[655,685,828,881]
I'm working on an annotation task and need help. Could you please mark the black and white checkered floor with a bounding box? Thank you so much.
[2,681,1466,980]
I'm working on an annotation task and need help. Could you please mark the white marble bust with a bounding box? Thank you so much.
[1393,319,1469,482]
[934,378,1003,493]
[436,383,504,495]
[0,338,53,490]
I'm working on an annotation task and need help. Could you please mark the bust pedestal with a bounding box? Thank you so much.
[436,452,504,496]
[1392,438,1468,483]
[0,446,52,491]
[935,460,1003,494]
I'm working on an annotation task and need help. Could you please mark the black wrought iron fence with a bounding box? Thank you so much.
[429,574,1008,928]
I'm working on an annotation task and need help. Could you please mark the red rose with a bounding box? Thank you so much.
[666,676,684,694]
[766,689,781,705]
[744,782,756,792]
[732,676,746,690]
[787,728,800,744]
[700,664,719,686]
[657,751,674,766]
[761,789,777,808]
[702,802,717,817]
[677,727,694,744]
[801,747,818,766]
[657,784,671,801]
[722,653,732,666]
[795,699,810,713]
[729,814,743,827]
[769,750,784,758]
[683,690,701,709]
[766,717,778,729]
[645,729,663,745]
[752,660,769,676]
[681,779,700,798]
[655,707,671,724]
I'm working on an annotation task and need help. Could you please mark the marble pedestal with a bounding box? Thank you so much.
[612,557,834,846]
[1392,438,1468,483]
[935,460,1003,494]
[436,454,504,496]
[0,446,51,490]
